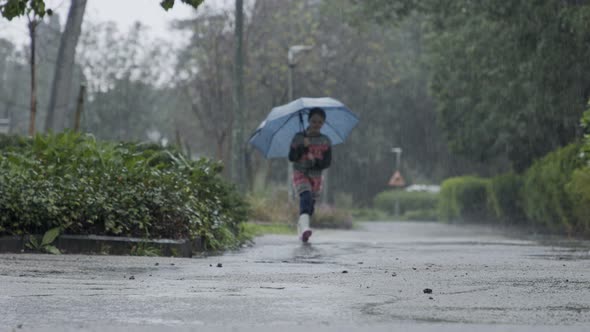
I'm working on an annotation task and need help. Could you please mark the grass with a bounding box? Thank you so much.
[241,222,295,237]
[350,208,390,221]
[350,208,438,222]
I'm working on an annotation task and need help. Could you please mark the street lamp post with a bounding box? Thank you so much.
[288,45,314,101]
[286,45,313,202]
[392,147,402,171]
[392,147,403,217]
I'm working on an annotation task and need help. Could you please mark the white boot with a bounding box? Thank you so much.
[297,213,312,243]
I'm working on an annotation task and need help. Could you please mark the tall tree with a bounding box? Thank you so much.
[26,12,41,136]
[77,22,179,141]
[45,0,87,132]
[174,11,236,170]
[0,21,59,135]
[353,0,590,171]
[231,0,246,188]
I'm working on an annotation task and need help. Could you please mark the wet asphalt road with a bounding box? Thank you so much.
[1,221,590,332]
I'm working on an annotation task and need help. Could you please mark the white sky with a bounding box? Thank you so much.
[0,0,232,47]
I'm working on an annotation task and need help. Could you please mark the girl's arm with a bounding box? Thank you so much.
[313,146,331,170]
[288,134,307,162]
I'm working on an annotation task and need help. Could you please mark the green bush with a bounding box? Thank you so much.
[522,143,583,234]
[0,134,29,150]
[487,173,526,224]
[0,132,249,251]
[374,190,438,216]
[566,167,590,235]
[437,176,491,222]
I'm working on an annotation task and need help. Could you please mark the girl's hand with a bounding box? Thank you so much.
[303,137,310,147]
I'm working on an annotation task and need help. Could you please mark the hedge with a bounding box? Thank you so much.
[566,167,590,234]
[487,172,526,224]
[373,190,438,217]
[437,176,490,223]
[522,143,583,234]
[0,132,249,251]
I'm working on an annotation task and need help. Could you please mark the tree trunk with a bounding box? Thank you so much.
[45,0,88,132]
[28,20,38,136]
[231,0,246,189]
[73,84,85,132]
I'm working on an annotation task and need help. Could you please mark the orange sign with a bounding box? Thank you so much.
[388,170,406,187]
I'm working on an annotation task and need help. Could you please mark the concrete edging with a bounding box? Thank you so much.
[0,234,203,257]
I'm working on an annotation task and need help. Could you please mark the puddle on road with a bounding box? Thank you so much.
[288,244,335,264]
[84,266,161,275]
[252,243,336,265]
[405,241,536,247]
[292,243,321,257]
[529,247,590,261]
[529,253,590,261]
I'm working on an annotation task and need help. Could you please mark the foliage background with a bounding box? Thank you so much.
[1,0,589,230]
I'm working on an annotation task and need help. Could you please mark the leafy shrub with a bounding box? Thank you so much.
[437,176,491,222]
[374,190,438,216]
[566,167,590,235]
[522,143,583,234]
[0,134,29,150]
[25,227,61,254]
[0,132,249,251]
[487,173,526,224]
[580,101,590,164]
[560,101,590,236]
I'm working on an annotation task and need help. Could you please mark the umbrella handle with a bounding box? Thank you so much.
[299,112,305,136]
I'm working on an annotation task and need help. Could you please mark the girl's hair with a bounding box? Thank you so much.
[308,107,326,120]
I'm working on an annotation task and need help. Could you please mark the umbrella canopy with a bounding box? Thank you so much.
[249,97,359,158]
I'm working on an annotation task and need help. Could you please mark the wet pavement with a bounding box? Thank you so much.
[1,221,590,331]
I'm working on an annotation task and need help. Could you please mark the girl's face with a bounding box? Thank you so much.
[308,114,325,134]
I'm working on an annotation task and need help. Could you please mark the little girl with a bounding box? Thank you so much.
[288,107,332,243]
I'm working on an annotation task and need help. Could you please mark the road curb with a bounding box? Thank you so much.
[0,234,202,257]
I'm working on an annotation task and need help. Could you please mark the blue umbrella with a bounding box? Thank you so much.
[249,97,359,158]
